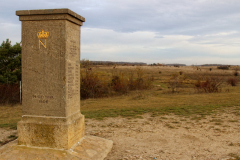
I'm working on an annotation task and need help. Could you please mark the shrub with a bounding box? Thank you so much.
[114,67,153,92]
[111,75,128,93]
[81,67,154,99]
[209,68,212,71]
[168,73,185,93]
[133,67,153,90]
[80,70,109,99]
[233,71,239,76]
[227,78,238,86]
[195,76,225,93]
[179,71,183,75]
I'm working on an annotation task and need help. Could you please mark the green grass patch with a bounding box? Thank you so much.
[8,134,18,139]
[0,123,17,130]
[82,104,229,120]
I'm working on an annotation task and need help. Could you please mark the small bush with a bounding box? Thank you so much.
[80,70,109,99]
[179,71,183,75]
[127,67,153,91]
[111,75,128,93]
[209,68,212,71]
[168,73,185,93]
[227,78,238,86]
[195,76,224,93]
[217,66,229,70]
[233,71,239,76]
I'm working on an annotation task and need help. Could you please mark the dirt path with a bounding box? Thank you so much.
[1,111,240,160]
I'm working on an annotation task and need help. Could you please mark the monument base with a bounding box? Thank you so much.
[0,136,113,160]
[17,112,85,150]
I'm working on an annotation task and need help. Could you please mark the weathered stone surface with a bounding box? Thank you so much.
[0,136,113,160]
[17,113,85,150]
[16,8,85,22]
[19,17,81,117]
[16,9,84,149]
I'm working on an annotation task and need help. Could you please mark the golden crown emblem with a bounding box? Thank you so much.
[37,29,49,39]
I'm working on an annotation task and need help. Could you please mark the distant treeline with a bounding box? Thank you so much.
[80,60,147,66]
[198,64,237,67]
[80,60,238,67]
[149,63,186,66]
[165,64,186,66]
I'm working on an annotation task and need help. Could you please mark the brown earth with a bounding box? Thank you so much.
[86,112,240,160]
[1,111,240,160]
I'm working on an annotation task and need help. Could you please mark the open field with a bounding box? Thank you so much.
[0,65,240,159]
[80,65,240,119]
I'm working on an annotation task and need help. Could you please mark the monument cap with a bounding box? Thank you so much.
[16,8,85,25]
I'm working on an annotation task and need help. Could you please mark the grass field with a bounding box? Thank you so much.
[81,65,240,119]
[1,65,240,129]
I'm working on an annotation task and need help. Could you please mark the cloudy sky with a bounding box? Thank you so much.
[1,0,240,65]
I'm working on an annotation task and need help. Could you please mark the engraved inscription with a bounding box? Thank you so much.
[75,64,79,93]
[69,40,77,57]
[32,94,54,103]
[67,63,80,99]
[39,99,48,103]
[67,39,80,99]
[67,63,75,99]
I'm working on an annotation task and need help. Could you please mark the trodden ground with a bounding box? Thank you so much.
[87,108,240,160]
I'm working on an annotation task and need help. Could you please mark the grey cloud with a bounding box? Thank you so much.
[71,0,240,36]
[188,32,240,46]
[1,0,240,65]
[2,0,240,36]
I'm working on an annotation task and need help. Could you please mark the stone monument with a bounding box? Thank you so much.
[17,8,85,150]
[0,9,113,160]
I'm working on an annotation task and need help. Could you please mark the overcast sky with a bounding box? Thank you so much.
[1,0,240,65]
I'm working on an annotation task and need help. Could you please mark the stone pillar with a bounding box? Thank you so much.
[16,9,85,150]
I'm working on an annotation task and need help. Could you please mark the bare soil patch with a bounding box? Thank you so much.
[85,111,240,160]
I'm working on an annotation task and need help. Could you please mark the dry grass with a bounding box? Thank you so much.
[1,65,240,128]
[0,104,22,129]
[80,65,240,119]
